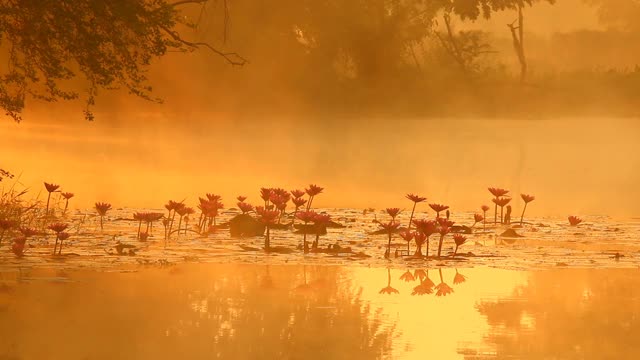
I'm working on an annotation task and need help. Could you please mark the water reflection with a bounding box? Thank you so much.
[1,265,639,359]
[461,269,640,359]
[0,264,397,360]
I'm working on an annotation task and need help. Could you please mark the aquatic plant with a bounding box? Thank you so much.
[44,182,59,215]
[481,205,490,231]
[385,208,401,222]
[435,268,454,297]
[238,201,253,214]
[568,215,582,226]
[133,212,144,239]
[201,196,223,232]
[429,203,449,218]
[296,210,316,253]
[488,187,509,224]
[379,268,399,295]
[305,184,323,211]
[436,218,454,258]
[520,194,535,224]
[11,236,26,257]
[0,219,16,247]
[413,219,437,257]
[399,230,413,254]
[452,234,467,258]
[19,227,38,237]
[291,196,307,225]
[311,213,331,249]
[379,221,400,259]
[256,206,279,250]
[405,193,426,230]
[147,212,163,234]
[236,196,254,215]
[412,231,427,257]
[270,192,290,224]
[48,222,68,255]
[164,200,182,236]
[260,188,272,208]
[492,197,512,224]
[61,192,74,215]
[94,202,112,231]
[56,232,70,255]
[182,207,195,234]
[291,189,305,199]
[472,213,484,227]
[175,205,188,235]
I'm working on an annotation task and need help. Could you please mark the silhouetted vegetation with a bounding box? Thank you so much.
[2,0,640,121]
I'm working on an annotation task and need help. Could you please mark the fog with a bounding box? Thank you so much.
[1,0,639,217]
[2,113,638,217]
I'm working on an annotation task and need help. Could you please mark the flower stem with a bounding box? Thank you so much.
[520,203,528,224]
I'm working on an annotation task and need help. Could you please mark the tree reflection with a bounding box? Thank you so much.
[0,264,397,360]
[461,269,640,359]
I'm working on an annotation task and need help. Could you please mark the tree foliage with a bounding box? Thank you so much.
[0,0,245,122]
[0,0,558,121]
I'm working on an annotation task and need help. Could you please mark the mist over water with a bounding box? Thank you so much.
[2,114,638,217]
[2,0,640,217]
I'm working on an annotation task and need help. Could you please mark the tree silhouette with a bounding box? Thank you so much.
[0,0,245,122]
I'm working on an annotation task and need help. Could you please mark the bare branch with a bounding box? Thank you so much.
[160,25,247,66]
[168,0,208,7]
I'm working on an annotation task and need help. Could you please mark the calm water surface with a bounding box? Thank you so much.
[1,264,639,359]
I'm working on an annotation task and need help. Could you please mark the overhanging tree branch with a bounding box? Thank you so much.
[160,25,247,66]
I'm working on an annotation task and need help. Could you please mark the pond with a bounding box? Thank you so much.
[1,264,639,359]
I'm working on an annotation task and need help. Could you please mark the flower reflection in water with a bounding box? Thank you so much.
[400,269,415,282]
[412,269,436,296]
[435,268,454,297]
[379,268,400,295]
[453,269,467,285]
